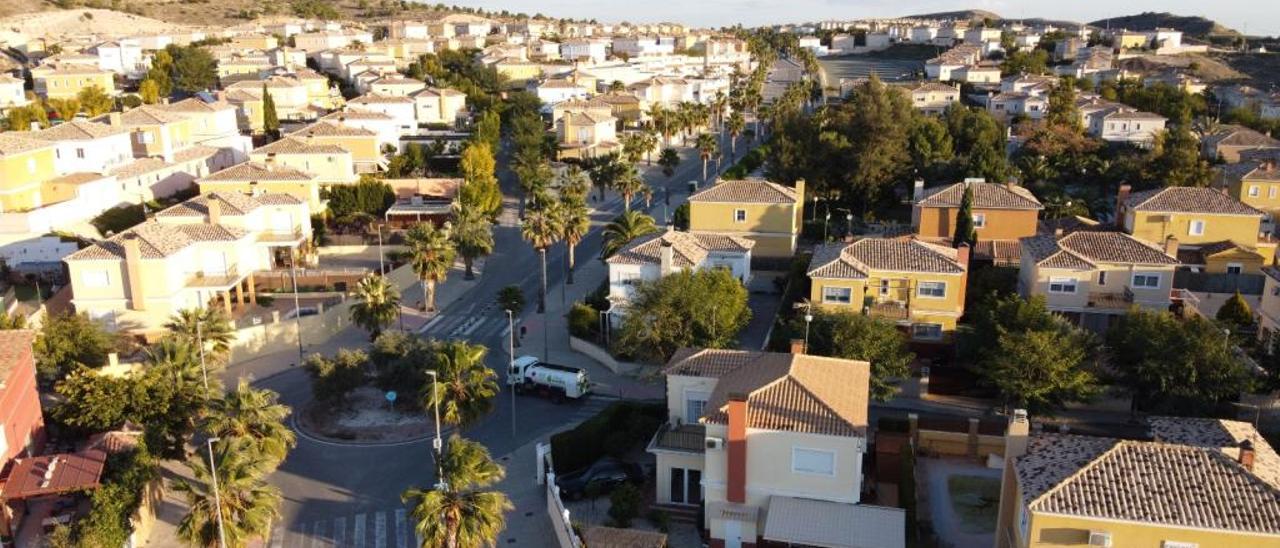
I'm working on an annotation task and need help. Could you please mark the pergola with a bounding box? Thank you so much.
[0,450,107,501]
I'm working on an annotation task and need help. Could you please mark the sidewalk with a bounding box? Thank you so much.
[492,438,559,548]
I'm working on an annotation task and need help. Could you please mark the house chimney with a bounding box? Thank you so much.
[1005,408,1030,459]
[913,179,925,202]
[794,178,806,203]
[659,239,673,276]
[108,112,123,127]
[1240,439,1256,471]
[790,338,806,355]
[1115,184,1131,228]
[29,122,40,132]
[726,392,748,504]
[1163,235,1179,258]
[122,234,146,311]
[207,196,223,225]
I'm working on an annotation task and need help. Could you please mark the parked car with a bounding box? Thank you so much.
[555,457,643,500]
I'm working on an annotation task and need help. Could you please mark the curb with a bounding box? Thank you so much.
[289,414,450,448]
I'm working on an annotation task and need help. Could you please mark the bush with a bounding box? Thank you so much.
[73,442,157,547]
[305,349,368,405]
[672,203,690,231]
[567,302,598,339]
[607,483,642,527]
[324,176,395,219]
[91,203,156,236]
[498,285,524,315]
[550,401,664,474]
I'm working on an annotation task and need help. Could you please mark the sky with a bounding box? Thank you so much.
[433,0,1280,36]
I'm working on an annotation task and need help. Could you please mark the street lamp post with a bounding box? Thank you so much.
[376,223,385,275]
[803,312,814,354]
[196,321,210,394]
[290,248,304,363]
[507,309,516,440]
[206,437,227,548]
[845,212,853,239]
[823,212,831,242]
[425,370,447,491]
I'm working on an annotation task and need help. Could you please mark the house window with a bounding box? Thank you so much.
[1098,271,1107,286]
[879,279,891,296]
[791,447,836,476]
[1251,186,1262,197]
[733,209,747,223]
[917,281,946,298]
[1189,220,1205,236]
[81,270,110,288]
[684,390,709,424]
[1272,187,1278,199]
[822,286,852,304]
[1162,542,1198,548]
[1048,277,1077,294]
[972,213,986,228]
[76,148,85,159]
[1227,263,1243,275]
[1132,273,1161,288]
[912,323,943,340]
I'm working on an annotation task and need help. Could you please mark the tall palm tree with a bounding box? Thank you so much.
[402,435,512,548]
[520,203,564,314]
[451,204,494,280]
[611,163,649,212]
[558,197,591,285]
[726,111,745,159]
[658,148,680,178]
[513,154,553,208]
[205,380,296,464]
[648,104,673,145]
[422,340,499,427]
[602,210,659,258]
[349,274,400,340]
[696,133,720,182]
[557,164,591,202]
[638,129,659,166]
[173,437,282,548]
[147,335,219,396]
[404,222,456,313]
[166,308,234,364]
[619,132,647,165]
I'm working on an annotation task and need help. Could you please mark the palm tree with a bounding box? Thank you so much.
[350,274,400,339]
[658,148,680,178]
[404,222,456,313]
[602,210,659,258]
[205,380,296,464]
[520,203,564,314]
[174,437,282,548]
[638,129,659,166]
[422,340,499,427]
[147,335,219,396]
[619,132,647,165]
[726,111,745,159]
[611,163,649,212]
[166,308,233,364]
[451,204,494,280]
[402,435,512,548]
[696,133,720,182]
[558,197,591,285]
[513,154,553,208]
[648,104,673,145]
[557,164,591,202]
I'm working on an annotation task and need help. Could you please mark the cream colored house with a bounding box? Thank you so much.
[64,192,310,334]
[248,137,357,185]
[1019,228,1180,332]
[0,74,29,112]
[646,348,904,548]
[197,161,323,210]
[606,229,753,317]
[556,111,620,160]
[688,179,804,259]
[409,87,466,127]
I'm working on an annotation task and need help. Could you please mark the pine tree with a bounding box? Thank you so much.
[953,184,978,247]
[262,84,280,140]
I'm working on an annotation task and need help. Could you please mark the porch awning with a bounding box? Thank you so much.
[0,450,107,500]
[762,496,905,548]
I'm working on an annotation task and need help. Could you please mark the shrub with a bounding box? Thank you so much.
[305,349,368,405]
[607,483,642,527]
[550,401,664,474]
[324,176,395,219]
[567,302,597,339]
[497,285,524,315]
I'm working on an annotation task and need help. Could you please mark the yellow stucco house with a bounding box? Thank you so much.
[0,134,58,212]
[197,161,323,210]
[31,67,116,100]
[94,107,195,162]
[688,179,804,260]
[556,111,621,161]
[248,137,358,185]
[913,179,1042,266]
[288,121,383,174]
[1117,185,1275,273]
[807,237,969,343]
[995,411,1280,548]
[1219,158,1280,223]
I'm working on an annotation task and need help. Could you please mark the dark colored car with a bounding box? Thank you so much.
[555,457,643,500]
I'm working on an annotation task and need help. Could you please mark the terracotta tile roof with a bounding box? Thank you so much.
[582,526,667,548]
[0,134,54,156]
[564,111,614,126]
[0,330,36,386]
[606,230,753,266]
[1148,416,1280,489]
[30,120,130,141]
[65,222,249,261]
[252,136,349,155]
[1219,161,1280,183]
[1018,432,1280,534]
[808,238,964,279]
[1204,125,1280,150]
[665,349,870,437]
[916,181,1043,210]
[688,179,799,204]
[292,121,378,137]
[349,93,415,105]
[174,145,220,164]
[108,157,170,179]
[1125,187,1263,216]
[161,97,237,113]
[155,192,266,218]
[93,105,188,126]
[1023,230,1178,269]
[200,161,316,182]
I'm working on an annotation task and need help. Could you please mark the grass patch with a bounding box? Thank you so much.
[946,475,1001,534]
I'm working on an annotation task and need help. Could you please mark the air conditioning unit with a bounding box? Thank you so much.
[705,437,724,450]
[1088,532,1112,547]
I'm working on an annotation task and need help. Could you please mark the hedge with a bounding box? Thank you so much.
[550,401,664,474]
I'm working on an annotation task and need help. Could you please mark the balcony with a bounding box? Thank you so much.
[256,229,305,247]
[647,423,706,454]
[185,264,244,289]
[866,301,910,321]
[1086,287,1134,310]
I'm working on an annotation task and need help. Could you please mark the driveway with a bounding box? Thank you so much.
[919,458,1002,548]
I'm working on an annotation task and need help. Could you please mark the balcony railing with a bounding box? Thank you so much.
[185,264,243,288]
[647,422,706,454]
[866,300,910,321]
[1086,286,1135,310]
[256,229,305,246]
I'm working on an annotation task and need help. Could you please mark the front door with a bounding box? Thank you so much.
[724,519,742,548]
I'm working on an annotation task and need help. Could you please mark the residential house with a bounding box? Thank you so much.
[808,238,969,343]
[924,44,981,81]
[551,98,614,125]
[1118,185,1273,270]
[1019,227,1179,331]
[606,229,753,314]
[953,64,1001,84]
[0,135,57,212]
[93,107,194,163]
[409,87,466,127]
[248,137,356,185]
[1220,158,1280,224]
[431,13,493,37]
[612,36,675,57]
[899,82,960,115]
[290,120,385,173]
[28,120,134,176]
[556,111,620,160]
[0,330,48,537]
[1077,98,1166,146]
[646,348,904,548]
[292,30,374,53]
[913,179,1043,265]
[995,412,1280,548]
[595,93,644,125]
[987,91,1048,121]
[91,41,148,79]
[0,74,28,112]
[630,77,695,108]
[65,192,310,332]
[387,20,430,40]
[687,179,804,260]
[534,78,590,106]
[369,76,426,97]
[1202,125,1280,163]
[160,97,252,166]
[318,111,399,153]
[493,59,543,85]
[560,39,609,63]
[197,161,323,210]
[31,66,116,100]
[346,94,418,133]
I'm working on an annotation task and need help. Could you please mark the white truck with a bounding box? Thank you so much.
[508,355,591,402]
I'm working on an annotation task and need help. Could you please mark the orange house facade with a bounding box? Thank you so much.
[913,179,1043,265]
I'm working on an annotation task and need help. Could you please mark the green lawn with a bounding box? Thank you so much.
[947,475,1002,534]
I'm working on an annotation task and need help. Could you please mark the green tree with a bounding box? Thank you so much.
[138,79,161,104]
[458,142,503,218]
[610,162,649,212]
[168,44,218,93]
[1000,49,1050,75]
[696,133,720,182]
[304,349,368,406]
[726,111,746,158]
[404,222,457,312]
[1147,114,1213,188]
[601,210,658,257]
[520,201,564,314]
[262,84,280,139]
[843,75,914,206]
[173,437,282,548]
[47,98,81,122]
[907,116,954,178]
[952,184,977,247]
[451,204,495,280]
[986,327,1099,414]
[558,196,590,285]
[35,312,117,383]
[146,49,174,97]
[472,109,501,151]
[802,311,914,401]
[1216,291,1255,336]
[497,285,524,315]
[5,103,49,131]
[204,380,296,464]
[1045,81,1082,131]
[350,274,400,340]
[402,435,512,548]
[52,368,148,431]
[77,85,115,117]
[615,269,751,362]
[658,147,680,178]
[324,176,395,218]
[165,307,234,365]
[422,340,498,427]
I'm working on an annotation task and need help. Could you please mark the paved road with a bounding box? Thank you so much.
[246,131,739,547]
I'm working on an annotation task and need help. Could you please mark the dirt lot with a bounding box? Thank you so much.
[297,386,432,442]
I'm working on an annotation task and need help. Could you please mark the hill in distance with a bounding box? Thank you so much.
[1088,11,1240,38]
[901,9,1001,22]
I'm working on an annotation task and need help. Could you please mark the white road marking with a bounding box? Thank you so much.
[333,517,345,546]
[395,509,408,548]
[353,513,366,548]
[374,511,387,548]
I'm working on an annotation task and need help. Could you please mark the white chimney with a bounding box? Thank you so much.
[913,179,925,202]
[659,240,674,276]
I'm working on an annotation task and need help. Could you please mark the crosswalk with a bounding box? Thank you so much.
[271,508,421,548]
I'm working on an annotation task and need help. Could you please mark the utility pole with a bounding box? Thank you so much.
[426,371,446,491]
[207,437,227,548]
[507,309,516,440]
